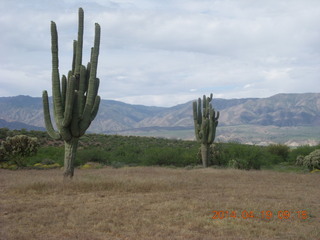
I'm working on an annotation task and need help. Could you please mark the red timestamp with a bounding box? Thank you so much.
[211,210,308,220]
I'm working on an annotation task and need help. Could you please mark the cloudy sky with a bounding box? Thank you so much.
[0,0,319,107]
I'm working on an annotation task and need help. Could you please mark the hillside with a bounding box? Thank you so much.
[0,93,319,144]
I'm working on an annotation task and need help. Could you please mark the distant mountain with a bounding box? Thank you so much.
[0,95,44,127]
[0,93,319,144]
[218,93,320,127]
[92,100,166,132]
[129,93,320,129]
[0,119,45,131]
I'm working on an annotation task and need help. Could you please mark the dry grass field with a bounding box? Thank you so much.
[0,167,319,240]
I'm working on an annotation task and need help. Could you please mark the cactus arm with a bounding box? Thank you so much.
[61,75,67,108]
[206,97,211,116]
[193,101,198,121]
[192,101,200,141]
[94,78,100,97]
[208,108,214,143]
[197,98,202,125]
[86,23,100,103]
[89,25,100,80]
[86,61,91,92]
[74,8,84,76]
[78,65,87,93]
[91,95,101,121]
[71,91,81,137]
[214,121,218,137]
[42,91,61,140]
[77,65,87,115]
[202,95,206,117]
[62,75,76,127]
[216,111,220,121]
[72,40,77,74]
[79,23,101,132]
[51,21,64,126]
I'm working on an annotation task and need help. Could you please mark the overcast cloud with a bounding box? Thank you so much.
[0,0,319,106]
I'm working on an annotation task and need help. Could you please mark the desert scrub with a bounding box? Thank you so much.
[33,162,61,169]
[0,135,39,167]
[24,147,64,167]
[266,143,290,163]
[0,162,18,170]
[296,149,320,171]
[288,144,320,163]
[79,162,103,169]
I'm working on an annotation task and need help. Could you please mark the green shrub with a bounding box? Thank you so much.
[288,145,320,163]
[141,147,197,167]
[266,144,289,163]
[33,162,61,169]
[25,146,64,166]
[79,162,103,169]
[296,149,320,171]
[0,135,39,167]
[219,143,270,170]
[0,128,10,140]
[76,148,110,166]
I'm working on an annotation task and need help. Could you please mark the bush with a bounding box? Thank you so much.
[288,145,320,163]
[25,146,64,166]
[79,162,103,169]
[296,149,320,171]
[141,147,197,167]
[219,143,271,170]
[33,162,61,169]
[76,148,110,166]
[266,144,290,163]
[0,135,39,167]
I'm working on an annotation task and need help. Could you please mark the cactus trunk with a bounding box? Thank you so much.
[63,138,79,178]
[201,144,209,167]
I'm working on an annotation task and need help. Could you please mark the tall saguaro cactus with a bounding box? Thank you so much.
[42,8,101,178]
[193,94,219,167]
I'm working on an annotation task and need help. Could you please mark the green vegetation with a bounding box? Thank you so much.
[193,94,219,167]
[1,128,319,172]
[42,8,101,178]
[0,135,39,167]
[296,149,320,171]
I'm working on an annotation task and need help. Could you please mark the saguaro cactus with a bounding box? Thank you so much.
[193,94,219,167]
[42,8,101,178]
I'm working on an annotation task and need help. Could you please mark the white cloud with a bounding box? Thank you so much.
[0,0,319,106]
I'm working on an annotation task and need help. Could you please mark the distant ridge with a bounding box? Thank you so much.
[0,93,319,144]
[0,118,45,131]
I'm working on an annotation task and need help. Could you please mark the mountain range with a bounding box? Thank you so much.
[0,93,319,145]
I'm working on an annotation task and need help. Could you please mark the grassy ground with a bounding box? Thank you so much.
[0,167,319,240]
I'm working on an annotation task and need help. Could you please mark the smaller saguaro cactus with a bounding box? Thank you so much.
[193,94,219,167]
[42,8,101,178]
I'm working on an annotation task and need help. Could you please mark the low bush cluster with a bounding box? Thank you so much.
[296,149,320,171]
[211,143,273,170]
[1,128,319,170]
[0,135,39,167]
